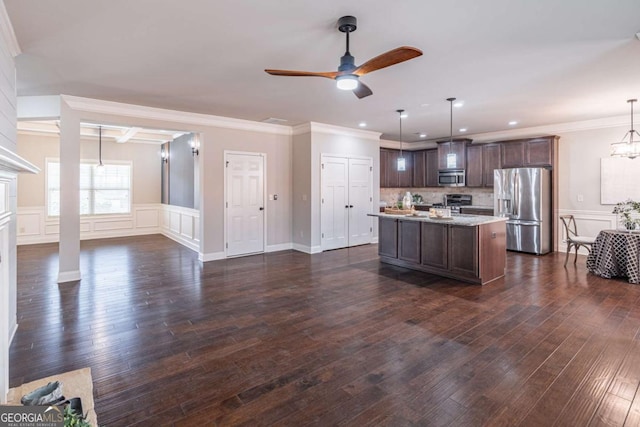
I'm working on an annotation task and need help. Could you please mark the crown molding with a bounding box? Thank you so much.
[0,2,21,57]
[292,121,381,140]
[467,114,634,143]
[0,145,39,174]
[60,95,293,136]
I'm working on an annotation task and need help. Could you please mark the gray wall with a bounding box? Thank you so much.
[167,133,195,209]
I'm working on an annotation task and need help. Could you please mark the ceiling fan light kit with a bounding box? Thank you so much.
[265,15,422,99]
[336,74,358,90]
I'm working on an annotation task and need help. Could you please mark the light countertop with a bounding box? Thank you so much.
[368,212,508,227]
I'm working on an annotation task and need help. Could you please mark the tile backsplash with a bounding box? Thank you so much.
[380,187,494,207]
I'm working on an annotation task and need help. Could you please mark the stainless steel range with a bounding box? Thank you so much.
[444,194,472,214]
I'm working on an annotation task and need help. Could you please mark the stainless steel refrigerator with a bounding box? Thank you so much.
[494,167,551,254]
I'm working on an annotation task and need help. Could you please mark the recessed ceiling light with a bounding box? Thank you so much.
[508,120,518,126]
[459,128,467,132]
[419,133,427,138]
[359,122,367,127]
[453,101,464,108]
[420,103,430,107]
[400,112,408,119]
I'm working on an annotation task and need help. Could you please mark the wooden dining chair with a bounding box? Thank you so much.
[559,215,596,266]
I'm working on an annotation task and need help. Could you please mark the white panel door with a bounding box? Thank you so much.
[321,157,349,251]
[226,153,265,257]
[348,158,373,246]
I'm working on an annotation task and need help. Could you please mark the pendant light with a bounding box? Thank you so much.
[446,97,457,168]
[96,125,104,168]
[611,99,640,159]
[396,109,406,171]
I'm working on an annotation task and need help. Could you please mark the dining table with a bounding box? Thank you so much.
[586,229,640,284]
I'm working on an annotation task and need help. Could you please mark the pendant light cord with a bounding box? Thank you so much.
[98,125,103,167]
[447,97,456,154]
[397,109,404,157]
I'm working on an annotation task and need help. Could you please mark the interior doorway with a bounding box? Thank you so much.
[320,154,373,251]
[225,152,266,257]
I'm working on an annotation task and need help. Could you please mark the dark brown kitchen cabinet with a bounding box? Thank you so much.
[465,144,484,187]
[380,149,389,188]
[460,207,494,216]
[378,217,398,258]
[380,148,412,187]
[377,217,506,285]
[399,220,421,263]
[412,151,426,188]
[412,149,438,188]
[382,149,399,188]
[421,222,448,269]
[482,143,502,187]
[437,138,471,170]
[425,149,439,187]
[398,151,413,188]
[500,137,555,168]
[449,225,478,277]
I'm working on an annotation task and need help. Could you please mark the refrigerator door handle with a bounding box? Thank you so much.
[514,170,519,217]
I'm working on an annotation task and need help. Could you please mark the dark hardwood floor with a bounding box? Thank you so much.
[10,235,640,426]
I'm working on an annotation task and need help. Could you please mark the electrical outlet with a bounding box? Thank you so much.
[302,194,307,201]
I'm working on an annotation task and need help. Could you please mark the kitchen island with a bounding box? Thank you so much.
[370,213,508,285]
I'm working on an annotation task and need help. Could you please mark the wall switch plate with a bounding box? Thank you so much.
[274,194,278,200]
[577,194,584,202]
[269,194,274,201]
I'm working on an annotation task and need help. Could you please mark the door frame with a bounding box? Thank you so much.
[320,153,373,251]
[223,150,267,258]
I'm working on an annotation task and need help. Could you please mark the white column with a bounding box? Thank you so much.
[58,101,81,283]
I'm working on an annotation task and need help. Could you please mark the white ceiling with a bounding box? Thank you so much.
[5,0,640,143]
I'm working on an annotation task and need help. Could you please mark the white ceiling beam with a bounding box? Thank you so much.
[116,127,142,143]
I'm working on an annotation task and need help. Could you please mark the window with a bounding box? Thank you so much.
[47,160,132,216]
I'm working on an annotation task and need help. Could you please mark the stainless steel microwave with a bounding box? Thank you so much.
[438,169,465,187]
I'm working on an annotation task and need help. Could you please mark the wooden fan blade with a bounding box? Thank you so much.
[265,69,339,79]
[353,46,423,76]
[353,81,373,99]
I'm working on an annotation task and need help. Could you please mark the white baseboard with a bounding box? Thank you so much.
[161,227,199,252]
[200,251,226,262]
[371,237,379,244]
[58,270,81,283]
[266,243,293,252]
[292,244,322,254]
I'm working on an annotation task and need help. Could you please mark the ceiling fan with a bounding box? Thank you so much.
[265,16,422,99]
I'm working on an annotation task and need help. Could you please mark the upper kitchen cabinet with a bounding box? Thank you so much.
[412,149,438,188]
[466,143,502,188]
[500,136,557,168]
[398,152,413,187]
[482,143,502,187]
[380,148,412,188]
[465,144,484,187]
[412,151,426,188]
[425,149,439,187]
[381,148,399,188]
[437,138,471,170]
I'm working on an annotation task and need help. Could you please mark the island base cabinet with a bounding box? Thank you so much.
[378,217,398,258]
[421,222,448,269]
[378,218,506,285]
[449,226,479,279]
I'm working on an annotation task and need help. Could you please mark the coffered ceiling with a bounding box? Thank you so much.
[5,0,640,142]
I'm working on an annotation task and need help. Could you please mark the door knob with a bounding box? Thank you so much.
[259,207,264,211]
[349,205,354,208]
[345,205,349,208]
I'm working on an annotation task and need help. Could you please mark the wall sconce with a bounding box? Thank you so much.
[190,138,199,156]
[161,148,169,163]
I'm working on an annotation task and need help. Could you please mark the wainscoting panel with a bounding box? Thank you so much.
[160,204,200,252]
[17,204,164,245]
[557,209,616,255]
